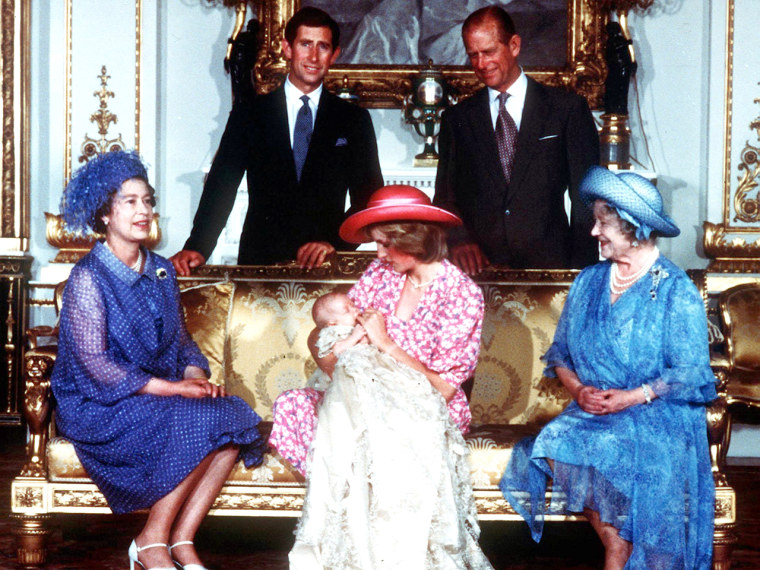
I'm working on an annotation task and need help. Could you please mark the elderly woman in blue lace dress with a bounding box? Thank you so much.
[51,151,264,570]
[500,166,716,569]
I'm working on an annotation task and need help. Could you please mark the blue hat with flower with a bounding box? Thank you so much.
[60,150,148,233]
[579,166,680,239]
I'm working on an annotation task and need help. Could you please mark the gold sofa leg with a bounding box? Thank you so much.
[712,524,737,570]
[712,482,738,570]
[11,513,51,566]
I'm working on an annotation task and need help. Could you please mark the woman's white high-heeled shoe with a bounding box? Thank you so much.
[169,540,207,570]
[128,540,175,570]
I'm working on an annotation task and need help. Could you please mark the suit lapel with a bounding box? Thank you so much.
[466,88,506,190]
[509,78,548,197]
[261,86,298,182]
[301,89,336,183]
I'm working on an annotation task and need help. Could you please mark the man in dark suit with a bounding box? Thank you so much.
[171,7,383,274]
[433,6,599,273]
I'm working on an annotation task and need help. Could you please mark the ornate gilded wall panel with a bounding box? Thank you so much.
[703,0,760,272]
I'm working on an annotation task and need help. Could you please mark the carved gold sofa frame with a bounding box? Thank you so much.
[710,283,760,470]
[11,255,737,567]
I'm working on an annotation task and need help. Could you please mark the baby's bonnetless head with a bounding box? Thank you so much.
[312,291,359,328]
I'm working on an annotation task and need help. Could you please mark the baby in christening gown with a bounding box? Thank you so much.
[305,291,369,391]
[291,291,490,569]
[306,291,445,407]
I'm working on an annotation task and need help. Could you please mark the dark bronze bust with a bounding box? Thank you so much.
[225,18,260,105]
[604,21,637,115]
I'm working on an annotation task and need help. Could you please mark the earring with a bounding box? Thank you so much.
[632,240,639,248]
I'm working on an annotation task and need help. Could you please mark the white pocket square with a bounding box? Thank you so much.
[335,138,348,147]
[538,134,559,141]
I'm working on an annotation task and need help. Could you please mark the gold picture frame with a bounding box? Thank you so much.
[254,0,607,109]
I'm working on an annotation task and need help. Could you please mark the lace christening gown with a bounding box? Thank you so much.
[290,335,492,569]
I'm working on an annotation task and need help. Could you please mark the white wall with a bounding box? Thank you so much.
[627,2,712,268]
[157,2,233,256]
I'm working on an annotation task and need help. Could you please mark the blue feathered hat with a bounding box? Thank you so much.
[60,150,149,233]
[579,166,680,239]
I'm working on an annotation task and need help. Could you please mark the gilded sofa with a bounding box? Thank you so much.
[11,254,737,567]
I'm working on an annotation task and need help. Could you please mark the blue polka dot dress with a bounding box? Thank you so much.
[51,242,264,514]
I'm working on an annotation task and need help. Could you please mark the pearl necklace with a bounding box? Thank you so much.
[130,249,143,273]
[408,274,437,289]
[105,241,143,273]
[409,264,446,290]
[610,247,659,295]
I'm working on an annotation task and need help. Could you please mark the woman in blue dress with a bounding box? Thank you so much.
[500,166,716,569]
[51,151,265,570]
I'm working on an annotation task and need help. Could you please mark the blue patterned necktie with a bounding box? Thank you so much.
[293,94,313,181]
[495,92,518,184]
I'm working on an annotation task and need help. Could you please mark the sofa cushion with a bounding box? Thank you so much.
[221,281,349,420]
[46,433,307,485]
[471,284,573,425]
[47,422,540,489]
[47,436,89,481]
[180,280,236,385]
[188,278,574,425]
[725,369,760,403]
[466,424,541,488]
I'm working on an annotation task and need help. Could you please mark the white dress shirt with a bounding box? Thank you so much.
[284,76,322,148]
[488,70,527,132]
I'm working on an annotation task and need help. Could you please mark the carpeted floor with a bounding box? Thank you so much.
[2,427,759,569]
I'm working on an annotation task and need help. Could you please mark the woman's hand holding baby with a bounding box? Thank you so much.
[333,325,367,355]
[357,309,395,353]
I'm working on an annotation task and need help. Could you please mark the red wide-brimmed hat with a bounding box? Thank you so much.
[339,185,462,244]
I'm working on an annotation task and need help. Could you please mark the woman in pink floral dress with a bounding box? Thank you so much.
[270,185,491,569]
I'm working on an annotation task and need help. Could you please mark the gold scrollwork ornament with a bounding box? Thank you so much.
[732,97,760,223]
[14,486,43,509]
[52,488,109,509]
[212,491,304,511]
[733,143,760,223]
[79,66,126,163]
[703,221,760,272]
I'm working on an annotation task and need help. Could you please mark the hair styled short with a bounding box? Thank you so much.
[462,6,516,45]
[596,201,658,244]
[365,221,449,263]
[284,7,340,49]
[312,291,345,328]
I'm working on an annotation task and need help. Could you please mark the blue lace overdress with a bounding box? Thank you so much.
[51,242,265,514]
[499,255,716,569]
